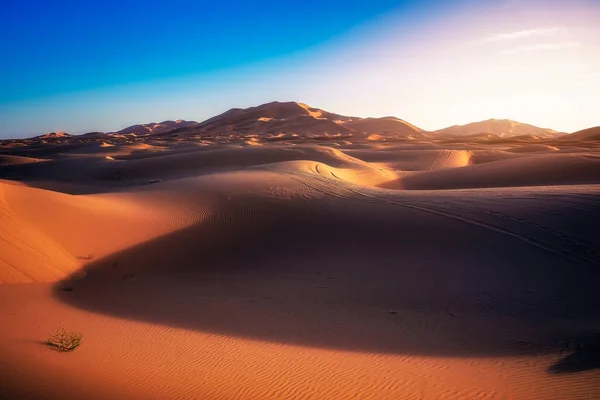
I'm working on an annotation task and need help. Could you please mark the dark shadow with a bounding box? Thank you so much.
[18,339,67,353]
[53,196,600,359]
[549,335,600,374]
[20,339,50,347]
[1,145,355,194]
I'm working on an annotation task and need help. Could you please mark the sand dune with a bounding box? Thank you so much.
[0,182,78,283]
[0,145,395,189]
[434,118,565,139]
[114,120,198,137]
[0,155,44,166]
[0,179,221,283]
[382,153,600,190]
[505,144,559,153]
[1,106,600,399]
[342,116,425,139]
[560,126,600,141]
[36,132,72,140]
[342,148,471,172]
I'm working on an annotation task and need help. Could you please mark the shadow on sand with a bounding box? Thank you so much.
[549,335,600,374]
[53,197,600,367]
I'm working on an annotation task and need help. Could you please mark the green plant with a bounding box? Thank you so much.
[46,328,83,352]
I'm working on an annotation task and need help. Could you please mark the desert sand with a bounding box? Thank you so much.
[1,102,600,399]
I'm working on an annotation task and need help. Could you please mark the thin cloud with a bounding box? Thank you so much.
[500,41,581,55]
[484,27,564,42]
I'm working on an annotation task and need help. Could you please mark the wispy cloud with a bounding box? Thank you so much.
[500,41,581,55]
[484,27,564,42]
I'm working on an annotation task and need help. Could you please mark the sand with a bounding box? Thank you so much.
[1,117,600,399]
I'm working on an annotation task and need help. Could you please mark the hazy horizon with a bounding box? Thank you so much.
[2,0,599,138]
[0,100,578,139]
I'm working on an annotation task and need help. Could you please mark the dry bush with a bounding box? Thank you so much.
[46,328,83,352]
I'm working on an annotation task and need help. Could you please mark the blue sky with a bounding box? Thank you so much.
[1,0,599,137]
[1,0,407,102]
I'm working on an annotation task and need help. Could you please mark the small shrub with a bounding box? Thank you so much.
[46,328,83,352]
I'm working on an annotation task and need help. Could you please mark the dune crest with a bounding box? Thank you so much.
[434,118,565,139]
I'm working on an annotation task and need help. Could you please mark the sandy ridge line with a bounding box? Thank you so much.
[430,150,443,171]
[472,193,600,217]
[544,193,600,216]
[348,186,600,268]
[439,150,452,170]
[442,197,600,265]
[261,162,368,201]
[282,165,600,268]
[0,256,38,282]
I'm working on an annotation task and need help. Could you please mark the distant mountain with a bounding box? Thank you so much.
[35,132,72,139]
[78,131,106,139]
[434,119,565,139]
[113,120,198,136]
[202,101,353,125]
[559,126,600,141]
[451,133,502,141]
[191,101,426,139]
[340,117,424,139]
[194,101,356,137]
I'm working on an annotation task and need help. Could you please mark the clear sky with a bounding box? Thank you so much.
[1,0,599,138]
